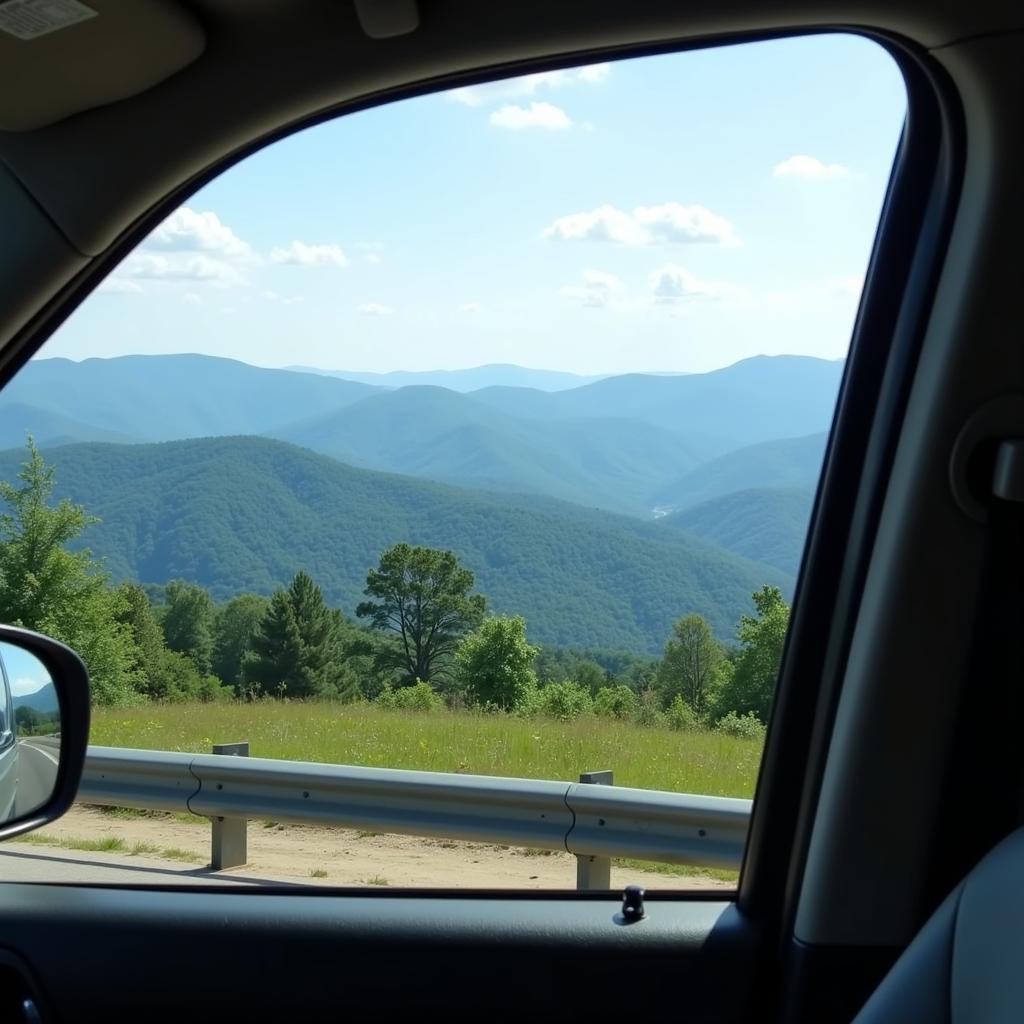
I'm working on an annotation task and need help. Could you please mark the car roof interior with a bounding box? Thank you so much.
[2,1,1024,1021]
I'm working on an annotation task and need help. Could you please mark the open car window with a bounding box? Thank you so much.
[0,33,905,891]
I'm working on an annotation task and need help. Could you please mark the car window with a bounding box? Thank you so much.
[0,33,905,890]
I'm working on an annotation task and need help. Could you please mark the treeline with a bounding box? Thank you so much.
[0,441,788,731]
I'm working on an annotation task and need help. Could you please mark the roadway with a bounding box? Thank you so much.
[16,737,60,815]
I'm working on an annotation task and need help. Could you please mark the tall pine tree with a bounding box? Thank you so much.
[242,571,347,698]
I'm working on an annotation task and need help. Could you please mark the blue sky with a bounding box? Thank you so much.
[1,643,53,698]
[42,33,905,375]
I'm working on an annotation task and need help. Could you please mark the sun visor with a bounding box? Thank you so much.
[0,0,205,132]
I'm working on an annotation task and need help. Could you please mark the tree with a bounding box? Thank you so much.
[115,581,169,698]
[243,571,349,698]
[161,580,215,675]
[0,439,139,704]
[357,544,485,684]
[455,615,538,710]
[212,594,270,687]
[656,613,724,717]
[715,586,790,723]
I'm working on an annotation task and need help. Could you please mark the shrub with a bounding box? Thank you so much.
[714,710,767,742]
[536,680,593,720]
[631,688,665,729]
[376,680,444,712]
[665,695,699,731]
[593,685,638,719]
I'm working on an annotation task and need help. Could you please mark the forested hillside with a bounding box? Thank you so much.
[274,386,703,514]
[1,354,378,441]
[469,355,843,450]
[653,432,827,511]
[0,437,791,652]
[660,488,814,575]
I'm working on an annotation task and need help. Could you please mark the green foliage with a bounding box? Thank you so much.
[161,580,215,675]
[534,680,593,720]
[376,680,444,712]
[114,581,167,698]
[243,571,351,699]
[714,710,767,742]
[631,689,666,729]
[0,437,793,653]
[0,439,139,704]
[656,613,724,717]
[715,585,790,723]
[14,705,59,735]
[661,488,814,576]
[455,615,538,710]
[665,695,699,731]
[357,543,486,683]
[593,684,639,719]
[212,594,270,686]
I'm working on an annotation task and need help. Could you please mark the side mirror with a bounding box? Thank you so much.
[0,624,89,841]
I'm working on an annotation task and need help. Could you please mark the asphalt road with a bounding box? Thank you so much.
[16,738,60,815]
[0,844,311,886]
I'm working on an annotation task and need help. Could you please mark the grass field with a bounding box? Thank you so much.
[90,702,762,798]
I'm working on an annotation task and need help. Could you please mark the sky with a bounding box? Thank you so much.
[1,643,53,698]
[41,33,906,376]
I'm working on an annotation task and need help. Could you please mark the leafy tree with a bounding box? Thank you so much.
[455,615,538,710]
[715,586,790,723]
[357,543,485,684]
[212,594,270,687]
[161,580,215,675]
[0,439,139,704]
[593,684,639,719]
[115,581,170,698]
[656,613,724,717]
[243,571,349,698]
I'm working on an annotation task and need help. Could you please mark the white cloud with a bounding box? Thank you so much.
[11,676,47,697]
[359,303,393,316]
[182,291,204,305]
[120,252,245,286]
[544,205,647,245]
[459,303,482,314]
[490,102,572,130]
[283,295,305,306]
[447,63,610,107]
[634,203,737,245]
[366,253,382,264]
[773,154,850,180]
[543,203,735,246]
[148,206,251,258]
[561,269,623,308]
[270,241,348,267]
[650,264,737,303]
[97,276,143,294]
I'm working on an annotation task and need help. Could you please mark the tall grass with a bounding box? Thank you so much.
[90,702,762,797]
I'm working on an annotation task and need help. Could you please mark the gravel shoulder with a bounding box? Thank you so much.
[6,805,732,891]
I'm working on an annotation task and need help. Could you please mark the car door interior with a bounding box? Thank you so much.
[1,3,1023,1023]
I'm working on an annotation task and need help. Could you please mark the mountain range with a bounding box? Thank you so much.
[0,353,841,518]
[285,363,608,392]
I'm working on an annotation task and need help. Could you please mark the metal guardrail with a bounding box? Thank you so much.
[79,745,751,888]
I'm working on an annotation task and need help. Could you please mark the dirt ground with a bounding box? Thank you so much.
[19,805,731,891]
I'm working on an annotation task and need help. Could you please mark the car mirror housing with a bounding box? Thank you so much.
[0,624,90,842]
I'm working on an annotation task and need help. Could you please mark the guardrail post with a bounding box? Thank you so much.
[210,742,249,870]
[575,770,613,891]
